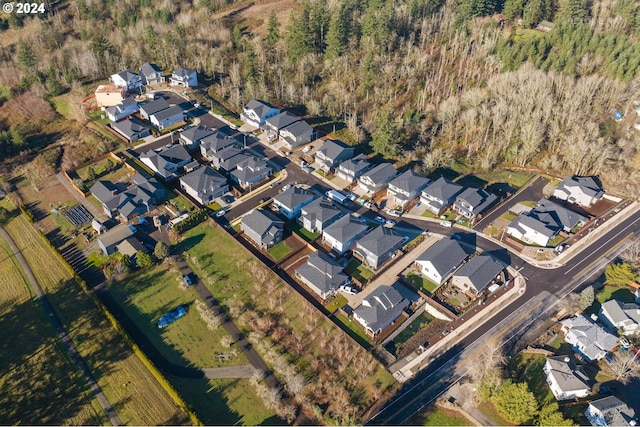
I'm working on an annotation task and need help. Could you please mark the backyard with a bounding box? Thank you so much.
[405,273,440,295]
[344,259,375,283]
[267,240,292,260]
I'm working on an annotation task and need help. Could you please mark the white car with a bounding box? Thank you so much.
[440,220,453,228]
[339,285,358,295]
[215,209,227,218]
[281,184,291,191]
[374,216,386,224]
[302,145,312,153]
[267,133,277,142]
[386,209,402,217]
[385,219,396,228]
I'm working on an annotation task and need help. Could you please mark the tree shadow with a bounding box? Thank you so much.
[455,174,488,189]
[426,167,461,181]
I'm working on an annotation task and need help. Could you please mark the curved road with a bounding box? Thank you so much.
[0,227,123,426]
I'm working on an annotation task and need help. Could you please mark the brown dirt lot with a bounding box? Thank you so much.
[219,0,297,38]
[0,91,57,126]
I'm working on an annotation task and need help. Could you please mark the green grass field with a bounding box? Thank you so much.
[0,235,105,425]
[584,285,636,316]
[287,222,321,242]
[421,405,474,426]
[267,240,292,260]
[344,259,375,282]
[511,353,554,405]
[500,212,517,222]
[325,294,348,313]
[405,273,440,294]
[5,216,189,425]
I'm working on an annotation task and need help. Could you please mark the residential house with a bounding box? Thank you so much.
[131,173,165,201]
[95,84,125,108]
[200,131,241,160]
[169,66,198,87]
[139,98,170,120]
[90,180,119,214]
[414,238,471,286]
[387,170,431,208]
[358,163,397,194]
[264,111,300,135]
[179,166,228,206]
[240,99,280,129]
[300,198,344,233]
[272,187,314,220]
[97,224,136,255]
[353,285,410,337]
[506,214,559,247]
[315,139,355,172]
[295,251,349,300]
[216,149,251,172]
[585,396,637,427]
[336,154,371,183]
[451,255,505,296]
[111,119,150,142]
[543,356,591,401]
[116,237,147,259]
[230,158,272,189]
[554,176,605,207]
[150,105,184,130]
[534,198,587,233]
[90,174,164,221]
[140,144,192,180]
[109,69,142,92]
[353,226,405,270]
[139,62,164,85]
[599,300,640,336]
[420,177,464,216]
[280,120,314,149]
[561,315,619,362]
[179,125,214,150]
[453,188,497,220]
[106,97,139,122]
[322,215,369,255]
[241,209,284,249]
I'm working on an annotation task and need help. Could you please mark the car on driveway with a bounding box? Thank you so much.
[373,216,386,224]
[260,196,271,203]
[440,220,453,227]
[183,274,194,286]
[386,209,402,217]
[385,219,396,228]
[222,195,235,203]
[339,285,359,295]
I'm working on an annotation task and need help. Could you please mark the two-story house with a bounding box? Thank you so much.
[111,119,151,142]
[453,187,497,220]
[140,144,192,180]
[240,99,280,129]
[543,356,591,401]
[599,300,640,336]
[353,285,410,337]
[169,66,198,87]
[451,255,505,296]
[105,97,139,122]
[295,251,349,300]
[585,396,636,427]
[414,238,471,286]
[200,131,241,160]
[230,158,272,190]
[561,315,619,362]
[554,176,604,207]
[357,163,397,194]
[139,98,170,120]
[264,111,301,136]
[300,198,344,233]
[139,62,164,85]
[322,215,369,255]
[314,139,355,172]
[280,120,314,149]
[387,170,431,208]
[272,187,314,220]
[420,177,464,216]
[336,154,371,183]
[241,209,284,249]
[149,105,184,130]
[506,214,559,247]
[353,226,405,270]
[179,125,215,150]
[109,69,143,92]
[179,166,229,206]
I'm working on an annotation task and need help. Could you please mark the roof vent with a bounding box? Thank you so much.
[629,420,636,426]
[564,356,570,363]
[590,313,598,322]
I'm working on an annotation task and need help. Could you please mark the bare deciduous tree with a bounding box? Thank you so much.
[604,351,640,385]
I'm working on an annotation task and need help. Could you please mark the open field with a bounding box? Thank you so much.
[0,235,105,425]
[5,215,189,425]
[176,222,395,422]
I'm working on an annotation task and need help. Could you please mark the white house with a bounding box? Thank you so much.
[294,251,349,300]
[353,285,410,337]
[387,170,430,208]
[105,97,139,122]
[280,120,314,149]
[543,356,591,401]
[553,176,605,207]
[272,187,314,220]
[322,215,369,255]
[336,154,371,183]
[414,238,470,286]
[109,69,143,92]
[150,105,184,130]
[420,177,464,216]
[169,67,198,87]
[585,396,637,427]
[240,99,280,129]
[179,166,229,206]
[561,315,619,362]
[358,163,397,194]
[506,214,558,247]
[599,299,640,336]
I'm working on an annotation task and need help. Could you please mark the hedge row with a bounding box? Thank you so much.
[173,209,207,234]
[20,204,35,223]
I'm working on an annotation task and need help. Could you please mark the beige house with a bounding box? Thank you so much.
[95,84,126,107]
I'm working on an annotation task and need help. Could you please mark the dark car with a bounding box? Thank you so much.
[260,196,271,203]
[222,195,235,204]
[183,274,194,286]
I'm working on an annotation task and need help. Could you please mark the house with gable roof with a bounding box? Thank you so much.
[200,131,241,160]
[599,299,640,336]
[315,139,356,172]
[414,238,471,286]
[241,99,280,129]
[554,176,605,207]
[139,62,164,85]
[353,226,405,270]
[140,144,192,180]
[451,255,505,296]
[280,120,315,149]
[336,154,371,183]
[543,355,591,401]
[300,198,344,233]
[241,209,284,249]
[111,119,151,142]
[353,285,410,337]
[358,163,397,194]
[322,215,369,255]
[561,315,619,362]
[179,125,215,150]
[272,186,314,220]
[534,198,587,232]
[295,251,350,300]
[106,97,139,122]
[179,166,229,206]
[169,66,198,87]
[387,169,431,208]
[420,177,464,216]
[139,98,170,120]
[264,111,301,135]
[109,69,143,92]
[585,396,637,427]
[506,214,559,247]
[453,187,497,220]
[149,105,184,130]
[230,158,272,189]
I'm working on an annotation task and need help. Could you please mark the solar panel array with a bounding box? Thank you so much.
[64,205,94,227]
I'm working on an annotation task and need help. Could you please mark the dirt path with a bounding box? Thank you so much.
[0,227,123,426]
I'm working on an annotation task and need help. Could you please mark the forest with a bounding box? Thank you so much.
[0,0,639,196]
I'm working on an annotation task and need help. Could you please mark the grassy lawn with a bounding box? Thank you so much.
[548,235,565,247]
[315,169,334,180]
[500,212,517,222]
[584,285,636,315]
[344,259,375,283]
[441,210,458,221]
[421,209,437,218]
[287,221,321,242]
[335,313,374,347]
[511,353,555,405]
[5,216,189,425]
[325,294,348,314]
[76,162,132,189]
[405,273,440,294]
[175,223,395,417]
[0,235,106,425]
[267,240,292,260]
[392,312,434,347]
[474,170,535,189]
[520,200,538,208]
[208,201,222,211]
[421,405,474,426]
[478,401,511,426]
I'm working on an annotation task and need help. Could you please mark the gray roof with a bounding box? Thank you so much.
[301,198,343,223]
[274,187,314,211]
[111,119,150,139]
[201,131,240,153]
[220,152,252,172]
[231,158,270,182]
[562,315,619,361]
[140,145,191,177]
[265,111,300,130]
[355,226,404,258]
[90,181,117,203]
[453,255,505,292]
[339,154,370,174]
[179,166,226,194]
[173,66,195,77]
[545,356,590,394]
[295,251,349,295]
[151,105,183,121]
[601,299,640,326]
[139,98,170,116]
[534,198,587,230]
[245,99,277,117]
[115,69,139,82]
[361,163,397,185]
[388,169,430,193]
[98,224,135,250]
[282,120,313,137]
[558,176,604,198]
[509,214,558,239]
[422,176,464,201]
[131,173,163,196]
[354,285,409,333]
[323,215,369,243]
[180,125,214,143]
[242,209,284,240]
[588,396,636,426]
[456,187,497,212]
[317,139,353,160]
[140,62,162,77]
[416,239,470,276]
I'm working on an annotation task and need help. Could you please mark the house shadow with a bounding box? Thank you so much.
[455,174,488,189]
[483,247,512,266]
[426,167,461,182]
[487,182,516,199]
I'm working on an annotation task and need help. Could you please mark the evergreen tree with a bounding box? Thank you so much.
[309,1,330,53]
[86,166,96,181]
[503,0,525,20]
[0,207,9,225]
[522,0,545,27]
[325,5,350,60]
[17,40,36,73]
[579,286,594,310]
[557,0,588,24]
[154,242,169,260]
[605,262,637,286]
[266,10,280,47]
[492,381,537,425]
[537,402,574,426]
[136,252,153,268]
[285,8,313,62]
[370,106,399,159]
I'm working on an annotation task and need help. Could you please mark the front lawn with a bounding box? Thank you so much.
[548,235,565,247]
[267,241,292,260]
[421,405,474,426]
[474,170,535,189]
[500,212,517,222]
[315,169,334,180]
[405,273,440,295]
[421,209,437,218]
[344,259,375,283]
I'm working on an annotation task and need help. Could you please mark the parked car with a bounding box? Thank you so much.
[339,285,359,295]
[183,274,194,286]
[386,209,402,217]
[267,133,277,142]
[260,196,271,203]
[281,184,291,191]
[270,181,280,188]
[222,195,235,204]
[401,236,410,243]
[229,124,238,130]
[440,220,453,228]
[157,306,187,329]
[373,216,386,224]
[215,209,227,218]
